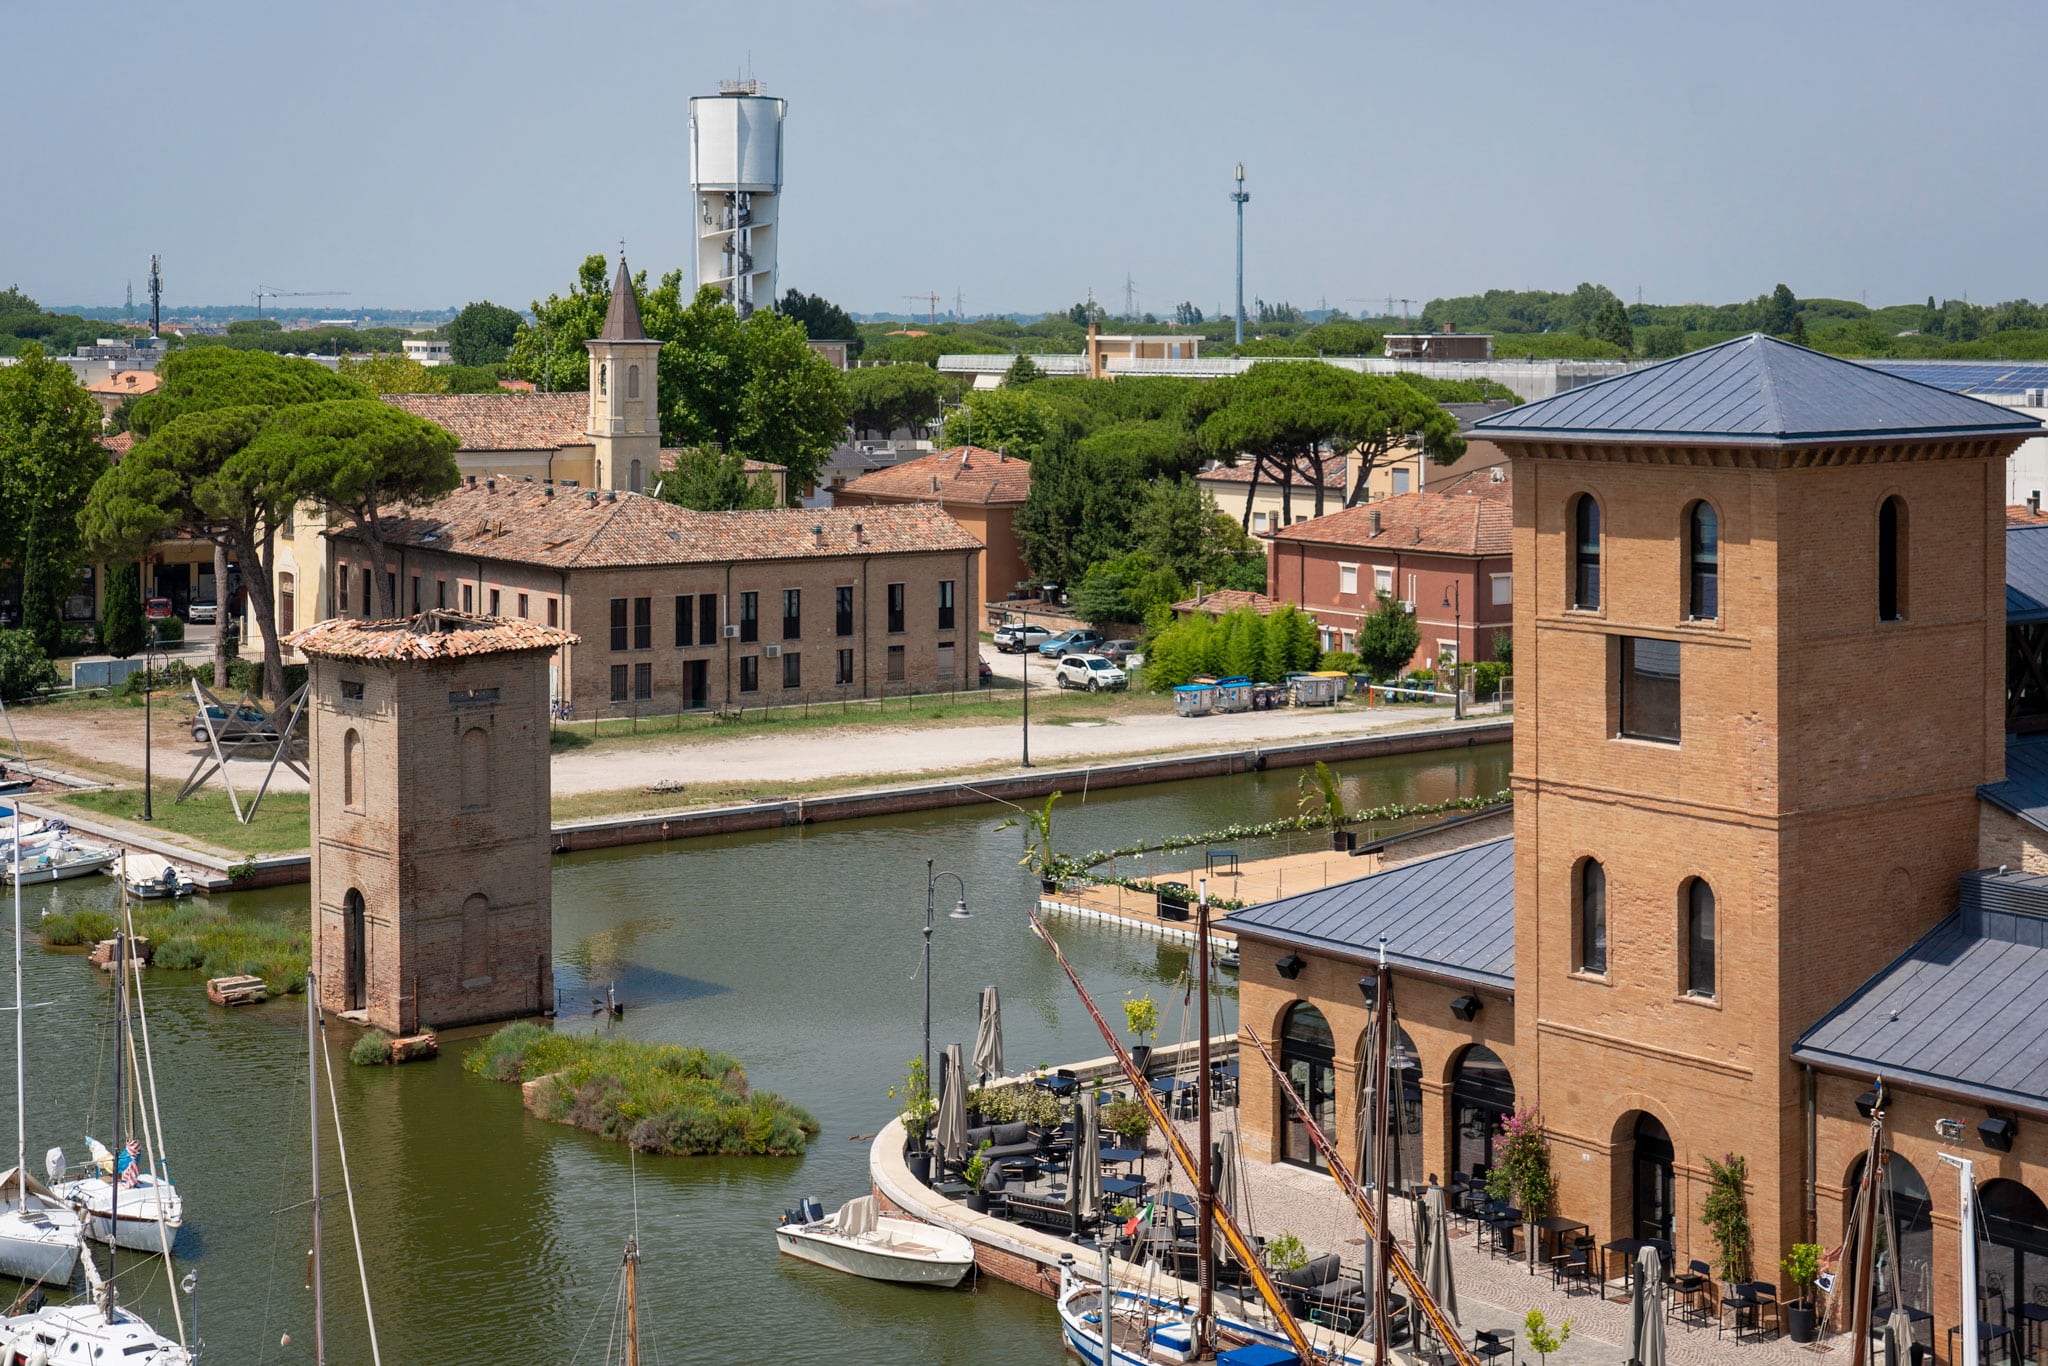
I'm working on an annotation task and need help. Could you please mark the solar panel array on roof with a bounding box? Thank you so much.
[1863,361,2048,397]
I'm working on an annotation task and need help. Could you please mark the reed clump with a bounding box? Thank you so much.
[40,901,308,993]
[465,1022,819,1158]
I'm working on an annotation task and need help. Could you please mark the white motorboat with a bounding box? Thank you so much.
[774,1196,976,1287]
[53,1147,181,1254]
[0,1298,189,1364]
[113,853,197,900]
[3,842,117,886]
[0,1166,83,1286]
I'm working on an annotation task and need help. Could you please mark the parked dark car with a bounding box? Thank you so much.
[1099,639,1140,665]
[190,703,278,745]
[978,655,993,686]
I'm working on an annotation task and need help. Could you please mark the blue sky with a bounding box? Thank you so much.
[7,0,2040,315]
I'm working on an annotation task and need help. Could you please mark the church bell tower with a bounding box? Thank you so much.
[585,255,663,495]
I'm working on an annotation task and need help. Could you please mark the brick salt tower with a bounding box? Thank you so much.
[291,611,577,1033]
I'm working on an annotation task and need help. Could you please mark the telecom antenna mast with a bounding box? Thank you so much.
[1230,164,1250,345]
[148,256,162,339]
[689,80,786,317]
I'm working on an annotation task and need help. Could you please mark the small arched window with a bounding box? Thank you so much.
[629,458,643,494]
[461,892,490,981]
[1687,502,1719,620]
[1571,495,1601,610]
[1684,878,1717,998]
[1578,858,1608,974]
[1878,496,1906,622]
[626,364,641,400]
[598,362,607,396]
[342,728,363,812]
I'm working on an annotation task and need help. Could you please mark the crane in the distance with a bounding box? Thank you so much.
[253,287,350,320]
[901,293,941,326]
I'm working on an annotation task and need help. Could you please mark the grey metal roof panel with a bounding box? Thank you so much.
[1977,735,2048,833]
[1793,869,2048,1114]
[1227,837,1515,991]
[1474,334,2042,444]
[2009,525,2048,624]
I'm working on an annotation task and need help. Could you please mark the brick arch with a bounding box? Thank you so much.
[1609,1095,1683,1150]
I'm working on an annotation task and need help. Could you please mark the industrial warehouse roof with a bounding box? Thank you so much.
[1475,334,2044,445]
[381,392,590,452]
[1794,869,2048,1116]
[288,611,578,661]
[339,479,983,569]
[1227,836,1516,991]
[837,447,1032,506]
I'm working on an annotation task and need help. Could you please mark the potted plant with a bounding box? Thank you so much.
[1264,1233,1311,1311]
[889,1057,937,1184]
[963,1141,995,1213]
[1522,1310,1572,1366]
[1702,1153,1753,1288]
[1484,1107,1558,1272]
[1298,761,1354,851]
[1782,1242,1822,1343]
[1103,1097,1153,1146]
[1002,791,1066,892]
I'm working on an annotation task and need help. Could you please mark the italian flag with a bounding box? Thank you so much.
[1122,1201,1154,1239]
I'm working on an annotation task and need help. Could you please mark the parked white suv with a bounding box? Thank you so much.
[1053,654,1128,692]
[993,622,1053,654]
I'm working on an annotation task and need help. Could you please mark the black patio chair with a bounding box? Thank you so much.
[1669,1259,1710,1326]
[1551,1236,1597,1296]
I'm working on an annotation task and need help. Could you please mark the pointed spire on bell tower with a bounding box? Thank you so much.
[598,253,646,341]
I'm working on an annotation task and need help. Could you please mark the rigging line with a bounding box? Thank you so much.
[567,1259,623,1364]
[118,889,184,1348]
[114,949,184,1347]
[317,1010,382,1366]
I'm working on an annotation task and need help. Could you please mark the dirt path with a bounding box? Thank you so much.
[5,702,310,794]
[546,701,1454,796]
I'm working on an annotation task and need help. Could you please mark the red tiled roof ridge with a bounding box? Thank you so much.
[287,611,579,661]
[837,445,1031,505]
[1271,480,1512,557]
[380,391,590,452]
[1170,588,1285,616]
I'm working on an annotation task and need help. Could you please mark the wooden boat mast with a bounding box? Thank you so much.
[1370,942,1393,1366]
[1238,1020,1480,1366]
[1847,1081,1886,1366]
[1195,884,1215,1355]
[623,1235,640,1366]
[308,973,326,1366]
[1027,904,1321,1364]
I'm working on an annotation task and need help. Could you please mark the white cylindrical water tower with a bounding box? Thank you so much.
[688,81,785,317]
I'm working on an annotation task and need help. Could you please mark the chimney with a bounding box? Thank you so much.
[997,448,1007,463]
[466,474,477,486]
[1369,510,1382,536]
[813,523,825,548]
[931,475,940,492]
[605,490,616,502]
[2033,490,2042,515]
[544,485,554,498]
[853,522,865,545]
[1195,581,1206,605]
[485,478,496,492]
[959,450,972,469]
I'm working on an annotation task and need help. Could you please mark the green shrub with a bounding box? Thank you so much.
[1319,650,1359,676]
[153,617,184,644]
[1103,1096,1153,1143]
[1473,660,1510,701]
[350,1030,393,1066]
[101,564,144,659]
[0,631,59,702]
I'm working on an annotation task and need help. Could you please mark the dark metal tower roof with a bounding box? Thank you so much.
[597,256,647,342]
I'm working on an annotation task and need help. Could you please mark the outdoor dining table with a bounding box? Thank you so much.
[1098,1146,1145,1173]
[1601,1238,1648,1301]
[1103,1175,1148,1201]
[1150,1075,1200,1118]
[1531,1214,1588,1266]
[1036,1074,1079,1098]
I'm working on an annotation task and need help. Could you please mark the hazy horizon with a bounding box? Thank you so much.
[8,0,2043,318]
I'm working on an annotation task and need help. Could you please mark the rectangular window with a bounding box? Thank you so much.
[836,648,854,685]
[1437,638,1459,664]
[338,563,350,612]
[633,662,652,700]
[1490,573,1512,606]
[610,597,629,651]
[1373,566,1393,596]
[1338,563,1358,596]
[436,579,447,609]
[341,679,364,702]
[1253,511,1270,534]
[412,575,422,612]
[547,597,559,627]
[938,580,956,630]
[699,593,718,646]
[887,644,906,681]
[782,588,801,640]
[517,592,529,619]
[363,568,373,614]
[739,655,759,692]
[887,583,905,634]
[782,651,801,689]
[462,583,474,613]
[1391,468,1411,495]
[937,641,955,680]
[1619,636,1681,744]
[674,594,693,647]
[489,588,501,616]
[386,572,396,613]
[740,591,759,643]
[610,664,628,702]
[633,596,652,650]
[836,586,854,636]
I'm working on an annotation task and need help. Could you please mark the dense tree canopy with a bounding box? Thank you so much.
[1354,593,1422,680]
[776,289,862,360]
[0,287,145,358]
[444,300,523,367]
[842,363,942,439]
[0,346,106,652]
[655,448,779,512]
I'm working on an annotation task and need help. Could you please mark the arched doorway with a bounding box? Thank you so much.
[1980,1179,2048,1316]
[343,888,366,1013]
[1845,1152,1935,1315]
[1450,1045,1515,1183]
[1632,1114,1674,1243]
[1280,1003,1336,1171]
[1359,1025,1424,1190]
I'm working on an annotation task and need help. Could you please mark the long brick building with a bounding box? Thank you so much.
[1231,336,2048,1357]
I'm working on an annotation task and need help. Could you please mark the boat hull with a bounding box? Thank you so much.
[0,1209,83,1285]
[3,851,117,886]
[774,1217,975,1287]
[53,1177,182,1253]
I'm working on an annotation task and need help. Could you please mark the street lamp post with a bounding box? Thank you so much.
[141,619,161,822]
[1440,583,1463,720]
[922,859,971,1155]
[1019,600,1031,769]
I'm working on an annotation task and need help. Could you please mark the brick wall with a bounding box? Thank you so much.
[1267,539,1511,668]
[1979,802,2048,874]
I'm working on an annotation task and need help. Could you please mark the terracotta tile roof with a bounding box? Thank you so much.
[1272,476,1513,557]
[656,449,787,475]
[837,446,1031,506]
[2011,504,2048,527]
[1196,456,1347,489]
[338,480,983,570]
[87,370,160,397]
[1426,465,1513,501]
[288,611,578,661]
[102,432,135,460]
[1171,589,1284,617]
[380,392,590,452]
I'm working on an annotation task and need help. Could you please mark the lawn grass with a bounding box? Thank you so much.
[40,897,308,992]
[50,783,311,857]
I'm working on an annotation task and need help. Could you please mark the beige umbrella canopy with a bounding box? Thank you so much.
[935,1043,970,1172]
[1070,1092,1103,1223]
[1630,1244,1666,1366]
[973,986,1004,1084]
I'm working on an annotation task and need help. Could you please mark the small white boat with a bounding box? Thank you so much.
[774,1196,976,1287]
[112,854,197,899]
[3,842,117,886]
[0,1166,84,1285]
[0,1299,189,1364]
[52,1143,182,1254]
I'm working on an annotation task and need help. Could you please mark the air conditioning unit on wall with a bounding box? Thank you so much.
[722,624,740,639]
[763,645,782,658]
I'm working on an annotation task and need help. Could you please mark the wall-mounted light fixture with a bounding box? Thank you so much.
[1356,977,1377,1007]
[1450,994,1481,1022]
[1980,1116,2017,1153]
[1275,953,1306,981]
[1855,1084,1886,1119]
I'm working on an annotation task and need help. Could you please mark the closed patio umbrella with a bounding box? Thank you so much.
[1631,1244,1666,1366]
[1070,1092,1103,1227]
[1210,1132,1240,1218]
[973,985,1004,1084]
[1421,1184,1460,1336]
[935,1043,970,1174]
[1882,1305,1915,1366]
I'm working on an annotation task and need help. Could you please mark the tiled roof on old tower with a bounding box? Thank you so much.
[597,255,646,342]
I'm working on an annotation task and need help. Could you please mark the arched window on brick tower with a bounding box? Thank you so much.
[1570,494,1601,610]
[342,888,367,1013]
[461,893,490,983]
[1450,1044,1515,1182]
[342,728,364,812]
[1687,501,1719,620]
[461,726,491,811]
[1279,1002,1335,1172]
[1576,858,1607,975]
[1631,1113,1674,1243]
[1878,495,1908,622]
[1683,878,1717,999]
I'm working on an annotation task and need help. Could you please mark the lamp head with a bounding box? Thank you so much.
[949,898,971,921]
[1274,953,1306,981]
[1449,994,1482,1022]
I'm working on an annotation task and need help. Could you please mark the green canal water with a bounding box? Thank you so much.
[6,741,1507,1364]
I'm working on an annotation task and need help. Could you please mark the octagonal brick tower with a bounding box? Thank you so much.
[290,611,578,1033]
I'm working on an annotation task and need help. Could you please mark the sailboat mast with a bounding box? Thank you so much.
[1195,880,1214,1354]
[12,810,22,1189]
[623,1235,640,1366]
[107,929,125,1324]
[1847,1083,1885,1366]
[308,974,326,1366]
[1371,941,1393,1365]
